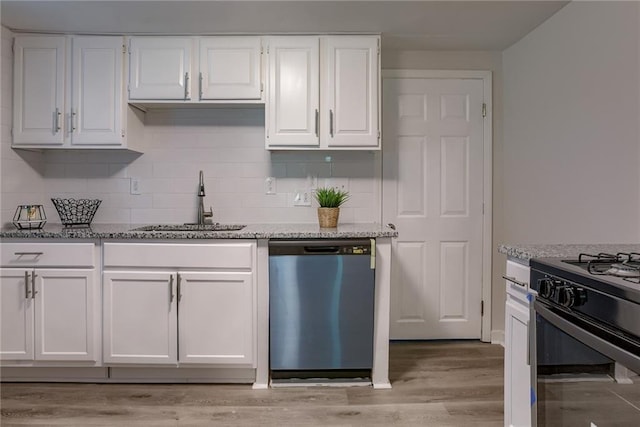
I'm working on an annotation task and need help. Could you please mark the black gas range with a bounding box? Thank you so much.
[530,252,640,426]
[531,252,640,343]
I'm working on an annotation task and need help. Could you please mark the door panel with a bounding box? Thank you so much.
[384,77,484,339]
[267,36,319,147]
[35,269,96,361]
[178,271,253,365]
[12,36,65,145]
[103,271,177,364]
[200,37,262,100]
[323,36,379,147]
[71,36,123,145]
[0,269,34,360]
[128,37,192,100]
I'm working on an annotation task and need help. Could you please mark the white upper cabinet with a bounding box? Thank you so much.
[322,36,379,148]
[266,35,380,150]
[13,36,65,146]
[128,37,193,100]
[199,37,262,100]
[12,35,142,151]
[70,36,123,146]
[128,36,263,102]
[266,36,320,147]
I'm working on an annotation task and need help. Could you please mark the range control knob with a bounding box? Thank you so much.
[558,286,588,308]
[538,278,560,299]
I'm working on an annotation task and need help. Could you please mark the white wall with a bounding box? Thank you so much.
[0,27,380,226]
[502,1,640,245]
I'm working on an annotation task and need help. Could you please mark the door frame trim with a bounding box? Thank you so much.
[381,69,493,342]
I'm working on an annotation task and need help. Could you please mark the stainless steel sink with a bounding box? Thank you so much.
[132,223,246,232]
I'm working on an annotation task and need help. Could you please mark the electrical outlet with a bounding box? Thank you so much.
[130,177,141,195]
[323,178,349,192]
[265,177,276,195]
[293,190,312,206]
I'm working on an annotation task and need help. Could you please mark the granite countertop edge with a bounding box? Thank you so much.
[498,243,640,262]
[0,223,398,240]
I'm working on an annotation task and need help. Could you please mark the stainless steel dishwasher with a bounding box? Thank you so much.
[269,239,375,380]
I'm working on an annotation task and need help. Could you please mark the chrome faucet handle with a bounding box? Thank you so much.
[203,206,213,218]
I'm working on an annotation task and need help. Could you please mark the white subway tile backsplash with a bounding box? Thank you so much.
[152,193,195,209]
[66,163,110,178]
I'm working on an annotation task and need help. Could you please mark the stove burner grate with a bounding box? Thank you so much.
[577,252,640,283]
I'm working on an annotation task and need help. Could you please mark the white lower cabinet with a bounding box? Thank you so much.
[0,268,98,363]
[0,242,99,365]
[103,271,178,364]
[504,260,534,427]
[102,242,256,367]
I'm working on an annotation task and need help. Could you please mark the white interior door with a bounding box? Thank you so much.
[383,77,485,339]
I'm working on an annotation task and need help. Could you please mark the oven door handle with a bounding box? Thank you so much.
[534,300,640,373]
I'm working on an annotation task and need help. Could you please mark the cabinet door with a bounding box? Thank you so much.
[322,36,379,148]
[504,297,532,427]
[70,36,123,146]
[199,37,262,100]
[13,36,65,146]
[34,269,97,362]
[178,271,254,365]
[103,271,178,364]
[266,36,320,147]
[0,269,34,361]
[128,37,192,100]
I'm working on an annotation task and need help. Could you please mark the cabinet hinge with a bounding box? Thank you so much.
[121,130,125,138]
[122,44,126,54]
[482,202,484,214]
[377,38,380,55]
[482,103,487,118]
[481,300,484,316]
[260,82,264,93]
[378,130,381,140]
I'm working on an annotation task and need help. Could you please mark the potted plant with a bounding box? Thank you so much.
[314,187,349,228]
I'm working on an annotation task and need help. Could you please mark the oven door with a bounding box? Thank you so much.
[534,299,640,426]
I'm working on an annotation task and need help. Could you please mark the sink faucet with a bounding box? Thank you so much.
[197,170,213,225]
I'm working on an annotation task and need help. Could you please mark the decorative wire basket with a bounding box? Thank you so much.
[51,198,102,228]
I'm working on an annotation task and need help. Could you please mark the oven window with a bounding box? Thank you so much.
[536,312,640,426]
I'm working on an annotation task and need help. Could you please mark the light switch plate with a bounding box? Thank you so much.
[265,177,276,195]
[293,190,312,206]
[130,177,141,195]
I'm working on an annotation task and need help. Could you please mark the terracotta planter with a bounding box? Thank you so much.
[317,207,340,228]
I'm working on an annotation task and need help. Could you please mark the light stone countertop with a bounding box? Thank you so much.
[498,243,640,263]
[0,223,398,240]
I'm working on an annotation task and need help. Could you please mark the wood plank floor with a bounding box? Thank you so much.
[0,341,504,426]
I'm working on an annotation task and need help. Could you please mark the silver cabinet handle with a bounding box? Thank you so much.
[169,275,175,302]
[31,271,37,299]
[502,275,528,288]
[177,273,182,302]
[315,109,319,137]
[24,271,31,299]
[54,108,62,133]
[184,72,190,100]
[329,109,334,137]
[199,72,203,100]
[71,109,77,132]
[15,252,43,256]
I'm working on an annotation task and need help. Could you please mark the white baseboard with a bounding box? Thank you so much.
[491,330,505,347]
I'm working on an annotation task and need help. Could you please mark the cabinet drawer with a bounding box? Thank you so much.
[103,242,254,269]
[505,260,531,303]
[0,243,95,268]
